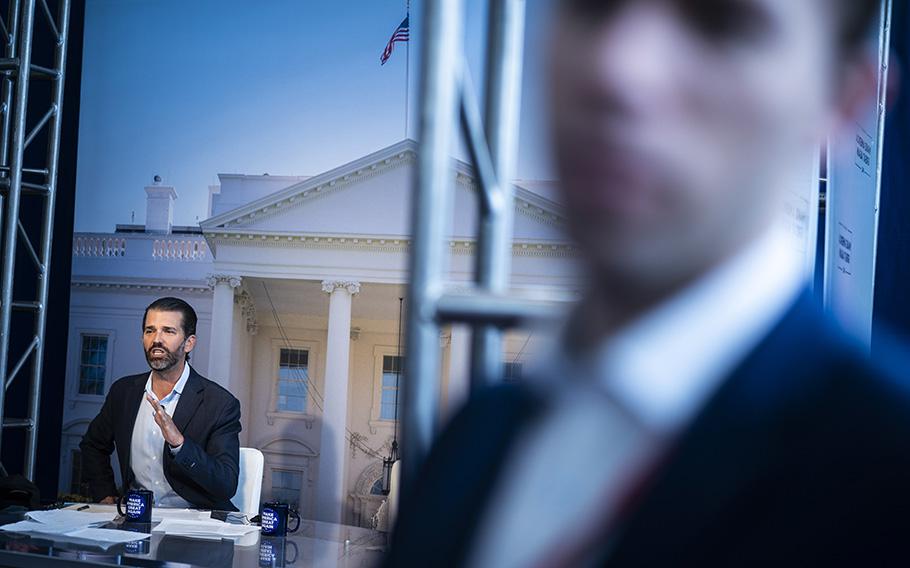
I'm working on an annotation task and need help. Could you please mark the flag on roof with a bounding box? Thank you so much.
[381,15,410,65]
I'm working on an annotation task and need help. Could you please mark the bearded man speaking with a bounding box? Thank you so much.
[80,297,242,511]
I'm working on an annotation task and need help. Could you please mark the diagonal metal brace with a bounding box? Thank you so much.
[17,219,43,273]
[37,0,59,43]
[5,335,38,390]
[458,61,504,218]
[23,104,54,149]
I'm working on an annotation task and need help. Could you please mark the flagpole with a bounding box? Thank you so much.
[404,0,410,140]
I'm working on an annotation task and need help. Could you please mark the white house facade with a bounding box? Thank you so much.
[61,140,580,527]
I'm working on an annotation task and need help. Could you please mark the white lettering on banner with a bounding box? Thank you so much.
[837,223,854,277]
[855,127,875,177]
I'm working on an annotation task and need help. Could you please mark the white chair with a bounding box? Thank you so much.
[231,447,264,518]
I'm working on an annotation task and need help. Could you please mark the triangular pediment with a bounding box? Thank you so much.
[200,140,568,242]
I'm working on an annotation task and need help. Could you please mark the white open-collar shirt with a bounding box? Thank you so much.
[130,362,192,508]
[468,228,807,568]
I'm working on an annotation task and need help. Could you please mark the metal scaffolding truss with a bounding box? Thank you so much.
[402,0,560,489]
[0,0,71,479]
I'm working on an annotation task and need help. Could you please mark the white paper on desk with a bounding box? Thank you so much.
[152,518,259,540]
[1,510,118,538]
[1,520,102,535]
[151,508,210,522]
[65,528,150,544]
[63,504,117,515]
[26,510,117,526]
[0,520,66,533]
[62,503,208,522]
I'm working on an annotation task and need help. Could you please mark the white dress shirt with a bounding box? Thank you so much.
[130,362,192,508]
[467,228,807,568]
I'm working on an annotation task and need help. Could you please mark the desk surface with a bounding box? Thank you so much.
[0,508,387,568]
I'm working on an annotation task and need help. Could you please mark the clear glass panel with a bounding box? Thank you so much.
[277,349,309,413]
[285,396,305,412]
[382,372,399,388]
[380,402,397,420]
[277,393,306,413]
[79,336,108,395]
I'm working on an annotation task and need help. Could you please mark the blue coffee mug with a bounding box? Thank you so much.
[117,489,153,523]
[260,502,300,537]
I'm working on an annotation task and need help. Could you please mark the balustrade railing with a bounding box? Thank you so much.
[72,235,126,257]
[152,238,209,261]
[72,234,210,261]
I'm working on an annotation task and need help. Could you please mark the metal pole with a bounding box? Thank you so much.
[24,0,69,478]
[404,0,410,139]
[436,290,561,327]
[469,0,525,391]
[401,0,462,489]
[0,0,35,460]
[868,0,893,325]
[0,0,22,171]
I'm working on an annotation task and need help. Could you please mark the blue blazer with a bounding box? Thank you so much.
[80,367,242,511]
[385,292,910,566]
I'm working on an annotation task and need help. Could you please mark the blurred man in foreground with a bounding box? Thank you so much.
[387,0,907,566]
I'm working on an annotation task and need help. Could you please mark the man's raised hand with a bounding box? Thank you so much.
[145,392,185,448]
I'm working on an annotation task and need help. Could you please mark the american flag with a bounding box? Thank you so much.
[381,15,409,65]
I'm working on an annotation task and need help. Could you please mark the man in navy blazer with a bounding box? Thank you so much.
[80,297,241,511]
[387,0,904,566]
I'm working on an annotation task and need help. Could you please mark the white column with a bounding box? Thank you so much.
[444,324,471,423]
[206,274,241,390]
[315,280,360,523]
[231,289,258,447]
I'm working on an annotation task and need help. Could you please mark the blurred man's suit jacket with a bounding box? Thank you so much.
[385,291,910,567]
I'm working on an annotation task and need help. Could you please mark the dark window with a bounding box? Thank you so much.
[277,348,309,413]
[78,335,108,395]
[271,469,302,509]
[380,355,403,420]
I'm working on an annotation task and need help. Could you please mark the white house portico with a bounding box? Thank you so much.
[62,139,580,526]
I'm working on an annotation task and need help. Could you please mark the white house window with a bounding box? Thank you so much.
[503,361,523,383]
[78,335,109,395]
[380,355,403,420]
[277,348,308,413]
[271,469,303,509]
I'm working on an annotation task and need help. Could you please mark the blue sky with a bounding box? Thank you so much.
[75,0,555,232]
